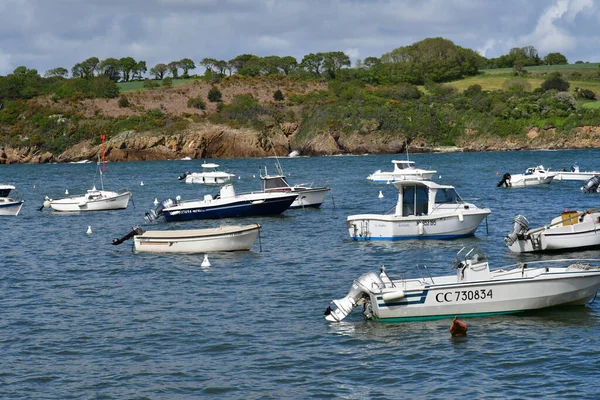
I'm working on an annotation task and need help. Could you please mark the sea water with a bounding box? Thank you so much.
[1,149,600,399]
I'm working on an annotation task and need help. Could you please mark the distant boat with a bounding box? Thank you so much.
[260,166,330,209]
[497,165,555,188]
[0,184,24,216]
[554,163,600,181]
[178,163,235,184]
[367,160,436,182]
[112,224,261,253]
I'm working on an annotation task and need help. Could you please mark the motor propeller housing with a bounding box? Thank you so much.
[504,215,529,246]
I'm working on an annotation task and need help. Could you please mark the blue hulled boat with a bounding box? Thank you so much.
[146,184,297,222]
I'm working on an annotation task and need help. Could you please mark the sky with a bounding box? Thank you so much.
[0,0,599,77]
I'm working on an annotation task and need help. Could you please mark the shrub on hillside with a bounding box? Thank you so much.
[575,87,596,100]
[162,77,173,88]
[273,89,284,101]
[541,73,570,92]
[187,96,207,109]
[118,95,130,108]
[208,86,222,102]
[143,79,159,89]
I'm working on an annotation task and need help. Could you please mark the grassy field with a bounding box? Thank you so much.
[117,78,196,92]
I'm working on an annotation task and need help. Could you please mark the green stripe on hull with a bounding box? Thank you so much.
[372,310,523,323]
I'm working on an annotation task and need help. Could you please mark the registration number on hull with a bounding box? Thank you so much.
[435,289,493,303]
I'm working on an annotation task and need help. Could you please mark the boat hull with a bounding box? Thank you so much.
[506,174,554,187]
[369,272,600,322]
[289,187,330,209]
[49,191,131,212]
[0,199,24,216]
[163,194,297,222]
[508,221,600,253]
[347,210,490,240]
[134,224,260,253]
[554,171,600,181]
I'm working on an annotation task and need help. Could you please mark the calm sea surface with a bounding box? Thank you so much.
[2,149,600,399]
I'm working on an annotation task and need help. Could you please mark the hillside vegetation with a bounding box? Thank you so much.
[1,38,600,162]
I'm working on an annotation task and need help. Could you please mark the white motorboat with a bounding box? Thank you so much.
[146,184,297,222]
[554,164,600,181]
[497,165,555,187]
[0,184,24,216]
[347,180,491,240]
[505,210,600,253]
[324,245,600,322]
[112,224,261,253]
[42,161,131,212]
[261,166,330,209]
[367,160,436,182]
[178,163,235,184]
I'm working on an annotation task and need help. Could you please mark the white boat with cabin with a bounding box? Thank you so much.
[497,165,555,187]
[261,166,330,209]
[113,224,261,253]
[324,245,600,322]
[42,161,131,212]
[505,210,600,253]
[178,163,235,184]
[367,160,436,182]
[0,184,25,216]
[347,180,491,240]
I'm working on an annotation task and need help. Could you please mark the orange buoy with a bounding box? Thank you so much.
[449,316,467,337]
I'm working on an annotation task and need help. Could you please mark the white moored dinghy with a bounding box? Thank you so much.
[113,224,261,253]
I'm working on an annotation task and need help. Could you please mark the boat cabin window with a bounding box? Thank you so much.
[402,185,428,216]
[263,177,288,190]
[435,188,461,204]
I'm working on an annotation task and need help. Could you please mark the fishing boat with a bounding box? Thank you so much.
[261,166,330,209]
[112,224,261,253]
[178,163,235,184]
[497,165,555,188]
[324,245,600,322]
[0,184,24,216]
[505,210,600,253]
[367,160,436,182]
[146,184,297,222]
[554,163,600,181]
[347,180,491,240]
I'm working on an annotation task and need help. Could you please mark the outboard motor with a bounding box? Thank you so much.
[178,172,190,181]
[324,272,385,322]
[504,215,529,246]
[497,173,511,187]
[145,198,176,221]
[112,226,145,245]
[581,175,600,193]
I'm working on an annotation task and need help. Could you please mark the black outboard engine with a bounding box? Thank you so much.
[497,173,511,187]
[112,226,145,245]
[178,172,190,181]
[504,215,529,246]
[581,175,600,193]
[145,198,176,221]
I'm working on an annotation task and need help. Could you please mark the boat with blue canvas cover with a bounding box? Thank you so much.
[146,183,297,222]
[347,179,490,241]
[325,246,600,322]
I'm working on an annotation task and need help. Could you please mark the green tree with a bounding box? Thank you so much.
[363,57,381,69]
[179,58,196,77]
[119,57,136,81]
[168,61,180,78]
[544,52,568,65]
[82,57,100,78]
[300,53,325,76]
[278,56,297,75]
[44,67,69,78]
[150,63,168,80]
[98,58,121,81]
[323,51,351,79]
[71,63,84,78]
[133,61,147,80]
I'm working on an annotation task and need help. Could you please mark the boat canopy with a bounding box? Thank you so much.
[201,163,220,169]
[391,160,416,171]
[0,184,16,197]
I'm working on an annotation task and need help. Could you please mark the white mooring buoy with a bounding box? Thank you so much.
[65,189,69,195]
[140,181,144,186]
[201,254,211,267]
[86,226,92,234]
[153,198,159,206]
[378,191,384,199]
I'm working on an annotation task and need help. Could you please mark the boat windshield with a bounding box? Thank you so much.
[452,246,487,268]
[435,188,462,204]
